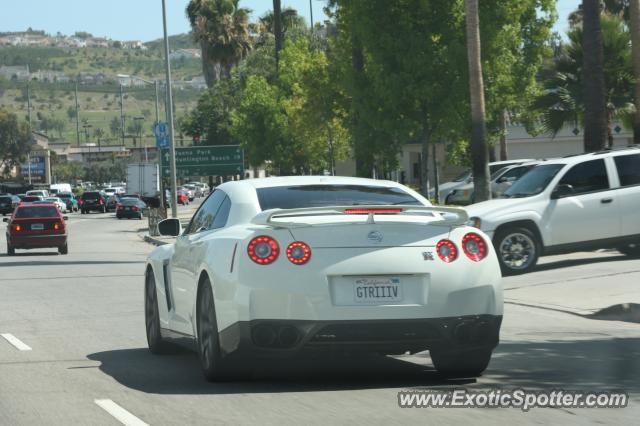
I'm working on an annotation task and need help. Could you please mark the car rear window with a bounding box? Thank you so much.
[15,206,59,218]
[22,196,41,202]
[57,193,72,199]
[83,192,100,200]
[256,185,422,210]
[120,198,139,205]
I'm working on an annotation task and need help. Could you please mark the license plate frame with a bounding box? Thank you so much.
[31,223,44,230]
[353,277,403,304]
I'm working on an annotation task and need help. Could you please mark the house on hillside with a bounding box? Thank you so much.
[30,70,70,83]
[86,37,109,48]
[78,72,108,85]
[121,40,145,50]
[0,65,30,81]
[169,49,202,61]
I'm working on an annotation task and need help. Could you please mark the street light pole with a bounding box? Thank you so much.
[119,84,125,146]
[154,80,160,125]
[309,0,314,29]
[134,116,146,162]
[162,0,178,219]
[75,82,81,147]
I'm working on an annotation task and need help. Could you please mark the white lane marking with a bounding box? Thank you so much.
[0,333,32,351]
[94,399,149,426]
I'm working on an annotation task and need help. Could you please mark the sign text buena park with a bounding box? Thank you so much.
[160,145,244,178]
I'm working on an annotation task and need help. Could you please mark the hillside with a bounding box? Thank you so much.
[0,42,206,147]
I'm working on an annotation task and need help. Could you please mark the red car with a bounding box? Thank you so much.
[177,191,189,205]
[4,203,69,255]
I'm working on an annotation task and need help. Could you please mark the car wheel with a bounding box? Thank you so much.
[430,348,492,378]
[618,242,640,257]
[145,269,172,354]
[58,243,68,255]
[444,194,452,205]
[7,243,15,256]
[197,277,233,381]
[493,226,540,275]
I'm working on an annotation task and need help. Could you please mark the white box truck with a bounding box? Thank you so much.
[126,163,159,197]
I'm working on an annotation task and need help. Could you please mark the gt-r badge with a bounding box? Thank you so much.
[367,231,383,243]
[422,251,434,261]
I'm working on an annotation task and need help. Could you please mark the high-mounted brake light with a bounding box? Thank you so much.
[462,233,488,261]
[286,241,311,265]
[247,236,279,265]
[436,239,458,263]
[344,208,403,214]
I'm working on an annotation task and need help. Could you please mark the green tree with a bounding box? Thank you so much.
[0,109,31,178]
[186,0,252,86]
[109,116,121,137]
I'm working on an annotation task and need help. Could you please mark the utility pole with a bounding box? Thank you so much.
[119,84,125,146]
[162,0,178,219]
[154,80,160,125]
[309,0,314,29]
[75,82,80,147]
[27,81,32,128]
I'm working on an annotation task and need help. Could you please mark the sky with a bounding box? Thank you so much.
[0,0,580,42]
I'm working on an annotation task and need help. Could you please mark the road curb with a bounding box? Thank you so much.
[505,299,640,324]
[140,233,168,246]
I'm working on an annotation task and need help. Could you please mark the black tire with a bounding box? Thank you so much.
[493,226,540,276]
[618,242,640,257]
[7,243,15,256]
[58,243,68,255]
[431,348,493,378]
[145,269,172,354]
[197,278,233,381]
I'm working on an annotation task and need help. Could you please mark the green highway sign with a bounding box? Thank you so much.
[160,145,244,178]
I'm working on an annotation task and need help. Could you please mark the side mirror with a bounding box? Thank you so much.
[2,218,8,222]
[158,218,181,237]
[551,183,574,199]
[63,216,69,221]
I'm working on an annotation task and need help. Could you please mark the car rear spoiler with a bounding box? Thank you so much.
[251,205,469,228]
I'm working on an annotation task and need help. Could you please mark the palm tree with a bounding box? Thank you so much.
[582,0,608,152]
[186,0,252,87]
[464,0,490,202]
[273,0,283,71]
[533,15,633,147]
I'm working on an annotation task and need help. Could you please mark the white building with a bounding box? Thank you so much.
[169,49,202,60]
[0,65,30,81]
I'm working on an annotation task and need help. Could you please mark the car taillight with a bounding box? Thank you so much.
[13,224,22,232]
[436,239,458,263]
[286,241,311,265]
[117,205,123,210]
[132,206,139,211]
[247,236,279,265]
[53,222,60,231]
[462,233,488,261]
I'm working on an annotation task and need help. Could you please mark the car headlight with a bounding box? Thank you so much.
[466,216,481,229]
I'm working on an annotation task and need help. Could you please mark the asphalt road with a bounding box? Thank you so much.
[0,210,638,425]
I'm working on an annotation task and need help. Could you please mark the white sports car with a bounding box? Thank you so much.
[145,176,503,381]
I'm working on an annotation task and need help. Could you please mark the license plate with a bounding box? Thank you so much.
[31,223,44,230]
[353,277,403,304]
[125,206,130,210]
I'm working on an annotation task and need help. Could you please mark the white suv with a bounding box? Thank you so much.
[466,147,640,275]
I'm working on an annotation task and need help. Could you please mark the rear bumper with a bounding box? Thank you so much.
[216,315,502,359]
[117,211,142,218]
[8,234,67,249]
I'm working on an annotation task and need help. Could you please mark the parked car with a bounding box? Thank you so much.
[183,184,203,198]
[80,191,107,214]
[145,177,502,381]
[0,194,21,215]
[445,162,540,205]
[188,181,210,195]
[466,147,640,275]
[21,195,43,203]
[116,198,148,220]
[4,203,69,255]
[57,192,79,212]
[430,160,534,202]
